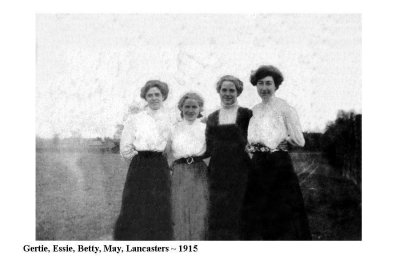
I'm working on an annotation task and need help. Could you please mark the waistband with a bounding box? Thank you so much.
[174,156,204,165]
[247,142,288,154]
[137,151,163,157]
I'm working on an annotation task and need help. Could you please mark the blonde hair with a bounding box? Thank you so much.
[177,92,205,118]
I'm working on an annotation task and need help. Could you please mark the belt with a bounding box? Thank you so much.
[174,156,204,165]
[247,142,288,154]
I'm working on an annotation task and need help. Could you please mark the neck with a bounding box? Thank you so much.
[147,105,162,115]
[185,119,196,125]
[221,101,238,110]
[261,95,274,104]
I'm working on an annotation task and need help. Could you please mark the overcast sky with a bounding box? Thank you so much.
[36,14,361,138]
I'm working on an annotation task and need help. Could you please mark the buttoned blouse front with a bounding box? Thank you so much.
[120,107,173,160]
[247,96,305,149]
[170,119,206,159]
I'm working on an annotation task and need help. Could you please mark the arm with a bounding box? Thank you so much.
[244,108,254,157]
[163,113,177,160]
[119,116,138,161]
[204,115,214,159]
[284,105,305,147]
[163,128,176,168]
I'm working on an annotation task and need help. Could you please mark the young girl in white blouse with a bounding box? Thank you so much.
[242,65,311,240]
[169,92,208,240]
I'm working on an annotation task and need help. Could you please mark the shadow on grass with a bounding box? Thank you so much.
[297,155,361,240]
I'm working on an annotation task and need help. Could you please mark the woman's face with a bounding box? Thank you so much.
[145,87,163,110]
[219,81,238,106]
[182,98,200,122]
[256,76,276,101]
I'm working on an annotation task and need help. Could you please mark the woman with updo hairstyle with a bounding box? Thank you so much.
[205,75,253,240]
[114,79,174,240]
[169,92,209,240]
[241,65,311,240]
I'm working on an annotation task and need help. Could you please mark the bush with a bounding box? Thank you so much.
[303,132,323,152]
[321,111,361,189]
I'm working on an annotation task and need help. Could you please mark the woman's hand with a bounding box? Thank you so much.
[120,144,137,161]
[277,140,289,151]
[245,144,254,159]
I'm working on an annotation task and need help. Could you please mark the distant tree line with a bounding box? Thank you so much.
[36,136,119,153]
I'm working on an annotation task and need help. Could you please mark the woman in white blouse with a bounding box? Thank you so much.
[169,92,208,240]
[242,65,311,240]
[114,80,174,240]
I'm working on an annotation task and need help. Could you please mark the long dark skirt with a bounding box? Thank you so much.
[171,161,208,240]
[208,146,250,240]
[113,152,172,240]
[242,151,311,240]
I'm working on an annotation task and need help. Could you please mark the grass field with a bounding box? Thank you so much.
[36,151,361,240]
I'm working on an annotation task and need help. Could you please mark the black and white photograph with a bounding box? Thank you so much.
[2,0,400,266]
[35,13,361,241]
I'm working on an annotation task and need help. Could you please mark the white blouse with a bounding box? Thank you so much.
[120,107,174,160]
[248,96,305,149]
[170,119,207,159]
[218,102,239,125]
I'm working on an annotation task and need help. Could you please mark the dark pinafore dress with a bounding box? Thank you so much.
[205,107,252,240]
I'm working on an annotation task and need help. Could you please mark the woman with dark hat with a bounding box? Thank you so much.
[114,80,174,240]
[205,75,252,240]
[242,65,311,240]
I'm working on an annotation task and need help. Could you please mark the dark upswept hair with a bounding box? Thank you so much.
[177,92,205,118]
[216,75,244,96]
[250,65,284,89]
[140,80,169,100]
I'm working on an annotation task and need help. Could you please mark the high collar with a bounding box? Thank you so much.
[145,105,165,118]
[221,101,239,110]
[261,95,276,106]
[182,118,199,126]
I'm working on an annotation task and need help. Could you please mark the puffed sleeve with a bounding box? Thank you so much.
[284,105,305,147]
[119,116,138,161]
